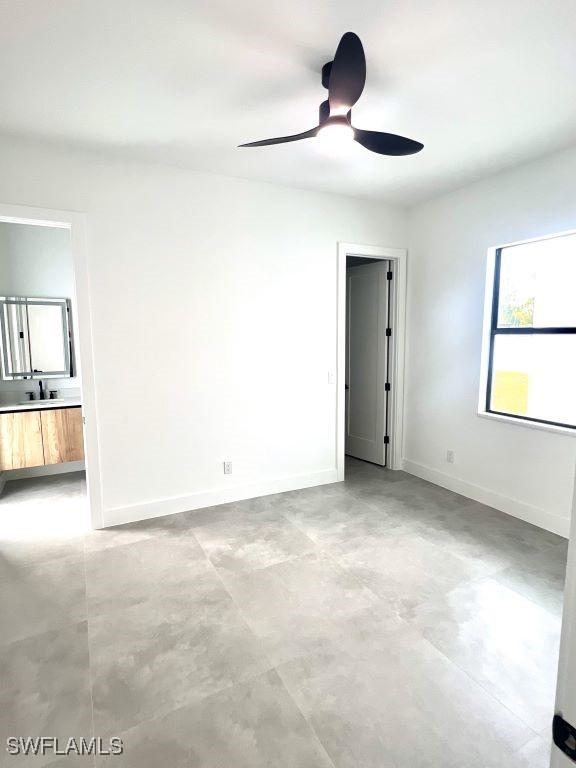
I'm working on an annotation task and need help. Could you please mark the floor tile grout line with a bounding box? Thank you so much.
[0,549,91,649]
[196,507,409,657]
[402,570,557,740]
[274,645,405,768]
[190,527,281,675]
[415,630,543,750]
[189,514,401,673]
[308,491,565,618]
[484,572,565,619]
[353,480,565,549]
[277,507,502,619]
[82,530,278,742]
[427,561,565,624]
[195,503,380,767]
[291,516,564,652]
[190,503,340,768]
[272,664,339,768]
[94,665,339,766]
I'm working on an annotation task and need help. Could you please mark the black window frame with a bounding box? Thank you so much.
[485,245,576,431]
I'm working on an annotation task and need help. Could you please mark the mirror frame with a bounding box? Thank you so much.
[0,296,75,380]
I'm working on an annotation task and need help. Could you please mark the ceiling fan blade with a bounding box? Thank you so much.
[239,127,318,147]
[328,32,366,112]
[354,128,423,156]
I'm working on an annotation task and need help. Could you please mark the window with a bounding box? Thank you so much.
[485,233,576,430]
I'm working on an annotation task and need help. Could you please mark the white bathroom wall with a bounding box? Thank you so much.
[0,221,81,402]
[0,136,407,526]
[405,146,576,537]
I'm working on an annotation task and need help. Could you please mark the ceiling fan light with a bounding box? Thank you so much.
[316,122,355,153]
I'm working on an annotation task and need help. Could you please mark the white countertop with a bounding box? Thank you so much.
[0,398,82,413]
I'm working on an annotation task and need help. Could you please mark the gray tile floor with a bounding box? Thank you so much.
[0,461,567,767]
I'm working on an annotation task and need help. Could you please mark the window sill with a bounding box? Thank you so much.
[477,410,576,437]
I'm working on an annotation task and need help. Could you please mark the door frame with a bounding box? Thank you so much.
[551,464,576,767]
[336,242,407,479]
[0,202,103,529]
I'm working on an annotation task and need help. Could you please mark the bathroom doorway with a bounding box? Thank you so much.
[345,256,393,466]
[0,203,101,539]
[336,242,408,479]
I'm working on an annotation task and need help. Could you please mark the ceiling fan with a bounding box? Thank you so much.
[239,32,423,156]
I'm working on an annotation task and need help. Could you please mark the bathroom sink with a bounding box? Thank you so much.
[18,398,67,405]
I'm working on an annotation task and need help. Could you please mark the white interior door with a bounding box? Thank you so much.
[345,260,390,465]
[551,467,576,767]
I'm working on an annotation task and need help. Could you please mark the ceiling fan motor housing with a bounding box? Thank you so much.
[321,62,333,89]
[323,114,352,130]
[319,100,352,125]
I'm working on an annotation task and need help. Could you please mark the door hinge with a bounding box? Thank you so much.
[553,714,576,762]
[386,328,392,337]
[384,435,390,445]
[385,382,391,392]
[387,270,393,281]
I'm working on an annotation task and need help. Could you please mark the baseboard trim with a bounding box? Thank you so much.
[102,468,339,528]
[402,459,569,539]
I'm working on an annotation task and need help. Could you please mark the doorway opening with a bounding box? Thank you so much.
[346,256,393,467]
[0,204,101,540]
[336,243,407,480]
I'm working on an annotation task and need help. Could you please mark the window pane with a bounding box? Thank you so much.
[497,234,576,328]
[490,335,576,426]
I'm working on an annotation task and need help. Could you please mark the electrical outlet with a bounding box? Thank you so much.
[446,449,455,464]
[223,461,232,475]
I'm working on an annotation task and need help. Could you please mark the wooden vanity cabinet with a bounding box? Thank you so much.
[0,407,84,470]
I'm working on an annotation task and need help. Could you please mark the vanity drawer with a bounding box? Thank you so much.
[41,407,84,464]
[0,411,44,470]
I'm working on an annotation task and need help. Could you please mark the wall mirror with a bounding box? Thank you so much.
[0,296,75,380]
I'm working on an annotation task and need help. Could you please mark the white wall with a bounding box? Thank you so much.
[0,136,407,526]
[0,221,80,402]
[405,146,576,537]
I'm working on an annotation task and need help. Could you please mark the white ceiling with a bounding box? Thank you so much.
[1,0,576,204]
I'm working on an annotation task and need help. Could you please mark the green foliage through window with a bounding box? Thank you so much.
[498,293,534,327]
